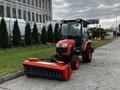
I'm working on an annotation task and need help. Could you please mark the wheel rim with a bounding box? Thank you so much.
[86,45,92,60]
[88,51,92,60]
[76,57,80,68]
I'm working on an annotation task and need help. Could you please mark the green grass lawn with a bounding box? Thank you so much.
[0,37,113,76]
[0,44,55,76]
[92,37,113,47]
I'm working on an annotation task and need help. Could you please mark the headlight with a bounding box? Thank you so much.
[56,44,68,48]
[56,43,61,47]
[62,44,68,48]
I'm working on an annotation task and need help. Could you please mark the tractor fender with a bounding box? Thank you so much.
[82,40,92,52]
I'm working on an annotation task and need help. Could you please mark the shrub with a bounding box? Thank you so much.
[32,23,39,44]
[41,26,47,44]
[12,20,21,46]
[25,22,32,45]
[0,18,9,48]
[47,24,53,43]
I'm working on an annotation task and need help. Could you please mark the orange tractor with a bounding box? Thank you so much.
[23,19,94,81]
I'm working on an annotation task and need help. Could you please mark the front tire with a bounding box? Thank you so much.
[82,44,92,63]
[71,55,80,70]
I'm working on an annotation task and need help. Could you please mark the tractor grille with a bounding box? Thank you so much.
[56,47,67,53]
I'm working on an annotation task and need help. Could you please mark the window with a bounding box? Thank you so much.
[46,0,48,9]
[32,12,35,21]
[43,0,45,9]
[23,0,26,3]
[43,14,45,23]
[6,7,11,18]
[39,0,41,8]
[83,28,88,37]
[28,11,31,21]
[31,0,34,6]
[23,10,26,20]
[62,23,81,36]
[39,14,42,23]
[35,0,38,7]
[36,13,38,22]
[18,9,22,19]
[49,0,51,10]
[49,16,51,20]
[44,0,46,9]
[27,0,30,5]
[0,5,4,17]
[46,15,48,21]
[12,8,16,18]
[18,0,21,2]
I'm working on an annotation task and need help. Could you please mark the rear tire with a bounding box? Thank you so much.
[82,44,92,63]
[71,55,80,70]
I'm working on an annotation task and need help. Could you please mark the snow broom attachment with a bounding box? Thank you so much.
[23,58,71,81]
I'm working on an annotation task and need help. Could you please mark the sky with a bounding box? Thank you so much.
[52,0,120,29]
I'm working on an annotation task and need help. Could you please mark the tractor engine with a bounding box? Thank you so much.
[55,39,75,64]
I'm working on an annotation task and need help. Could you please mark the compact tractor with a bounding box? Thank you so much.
[23,19,94,81]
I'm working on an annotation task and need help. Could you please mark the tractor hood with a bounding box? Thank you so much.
[57,39,75,48]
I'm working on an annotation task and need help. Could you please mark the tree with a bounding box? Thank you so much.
[99,28,106,39]
[89,28,106,39]
[41,26,47,44]
[12,20,21,46]
[54,23,59,43]
[25,22,32,45]
[32,23,39,44]
[0,18,9,48]
[119,24,120,32]
[47,24,53,43]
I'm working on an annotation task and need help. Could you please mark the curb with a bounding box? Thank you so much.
[0,38,116,84]
[0,70,24,84]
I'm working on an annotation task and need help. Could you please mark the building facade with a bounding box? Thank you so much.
[0,0,52,23]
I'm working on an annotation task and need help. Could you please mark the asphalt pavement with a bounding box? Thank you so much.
[0,38,120,90]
